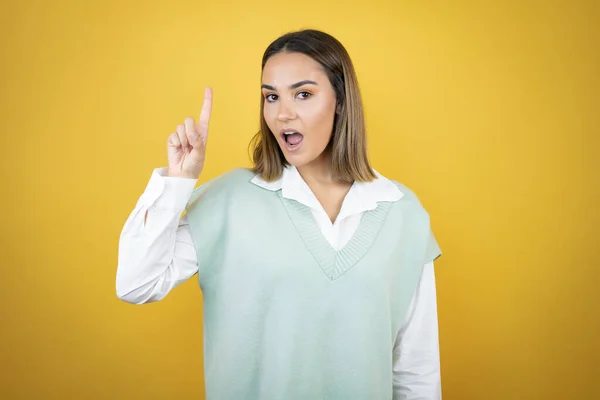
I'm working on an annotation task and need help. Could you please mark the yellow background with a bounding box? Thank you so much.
[1,0,598,399]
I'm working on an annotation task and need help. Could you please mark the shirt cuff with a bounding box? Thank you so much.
[140,167,197,211]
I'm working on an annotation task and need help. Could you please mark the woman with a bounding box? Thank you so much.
[117,29,442,399]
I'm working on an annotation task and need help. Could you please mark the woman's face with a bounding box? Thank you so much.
[261,51,337,168]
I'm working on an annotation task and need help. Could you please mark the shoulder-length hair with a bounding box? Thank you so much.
[249,29,376,183]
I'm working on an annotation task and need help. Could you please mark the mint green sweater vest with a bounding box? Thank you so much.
[184,168,441,400]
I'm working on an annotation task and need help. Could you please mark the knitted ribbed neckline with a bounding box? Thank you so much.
[278,191,392,281]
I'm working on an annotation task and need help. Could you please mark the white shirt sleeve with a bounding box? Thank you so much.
[116,167,199,304]
[392,261,442,400]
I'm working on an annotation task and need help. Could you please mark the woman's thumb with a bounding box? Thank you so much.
[189,129,205,155]
[186,124,201,147]
[189,130,199,144]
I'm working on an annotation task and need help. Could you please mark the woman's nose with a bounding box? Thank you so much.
[277,100,296,121]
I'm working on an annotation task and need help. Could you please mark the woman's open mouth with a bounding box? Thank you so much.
[281,129,304,152]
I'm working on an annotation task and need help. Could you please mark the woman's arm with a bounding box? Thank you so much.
[115,167,199,304]
[393,261,442,400]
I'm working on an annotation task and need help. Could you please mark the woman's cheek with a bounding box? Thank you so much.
[263,108,277,136]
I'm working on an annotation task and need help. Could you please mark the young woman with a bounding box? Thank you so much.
[117,29,442,399]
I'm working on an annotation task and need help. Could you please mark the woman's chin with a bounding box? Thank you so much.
[283,153,325,170]
[280,144,329,169]
[283,155,308,168]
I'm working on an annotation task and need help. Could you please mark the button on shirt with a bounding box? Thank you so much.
[116,166,442,400]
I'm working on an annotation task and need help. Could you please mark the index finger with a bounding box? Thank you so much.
[197,87,213,142]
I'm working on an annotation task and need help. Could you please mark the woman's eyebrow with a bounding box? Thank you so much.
[261,80,318,91]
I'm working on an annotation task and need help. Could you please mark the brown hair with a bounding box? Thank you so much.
[249,29,377,183]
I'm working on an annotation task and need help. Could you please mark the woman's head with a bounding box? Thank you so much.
[250,29,376,182]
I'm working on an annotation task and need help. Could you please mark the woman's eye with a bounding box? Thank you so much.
[297,91,312,99]
[265,94,278,102]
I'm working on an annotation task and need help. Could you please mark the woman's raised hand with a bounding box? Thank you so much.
[167,87,213,179]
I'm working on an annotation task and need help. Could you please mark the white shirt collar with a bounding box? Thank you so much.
[250,165,403,218]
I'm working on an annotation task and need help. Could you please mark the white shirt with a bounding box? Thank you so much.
[116,166,442,400]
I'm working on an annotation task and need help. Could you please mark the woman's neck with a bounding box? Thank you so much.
[295,150,352,189]
[295,150,353,223]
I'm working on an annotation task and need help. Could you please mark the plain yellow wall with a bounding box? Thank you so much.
[1,0,598,399]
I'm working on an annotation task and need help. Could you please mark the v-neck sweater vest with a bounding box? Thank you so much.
[185,168,441,400]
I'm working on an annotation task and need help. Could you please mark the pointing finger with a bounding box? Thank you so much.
[197,87,213,142]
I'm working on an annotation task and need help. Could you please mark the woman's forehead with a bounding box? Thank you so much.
[262,52,326,86]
